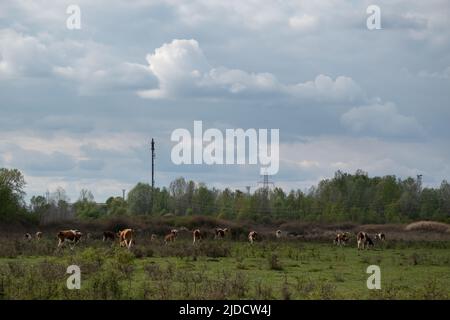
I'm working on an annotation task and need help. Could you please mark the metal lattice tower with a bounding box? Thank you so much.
[258,170,274,190]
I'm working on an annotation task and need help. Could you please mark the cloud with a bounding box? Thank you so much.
[341,102,425,138]
[418,66,450,79]
[138,39,363,102]
[0,28,154,94]
[52,42,155,94]
[11,148,77,172]
[288,14,319,31]
[78,159,105,171]
[0,29,52,78]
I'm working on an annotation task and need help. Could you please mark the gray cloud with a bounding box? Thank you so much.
[341,102,425,138]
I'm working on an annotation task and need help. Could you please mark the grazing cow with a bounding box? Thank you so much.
[248,231,258,244]
[375,233,385,241]
[24,233,32,241]
[57,230,82,249]
[275,230,282,239]
[357,231,374,250]
[193,229,202,244]
[334,232,350,246]
[214,228,229,239]
[164,229,178,244]
[35,232,43,240]
[150,234,158,242]
[118,229,134,249]
[103,231,116,242]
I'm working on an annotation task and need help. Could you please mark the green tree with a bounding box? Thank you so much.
[128,182,153,215]
[30,195,49,222]
[106,196,128,216]
[0,168,27,221]
[75,189,104,219]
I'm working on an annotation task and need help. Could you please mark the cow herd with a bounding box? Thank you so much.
[334,231,385,249]
[22,227,385,251]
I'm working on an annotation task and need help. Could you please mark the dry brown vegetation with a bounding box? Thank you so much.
[3,216,450,244]
[404,221,450,233]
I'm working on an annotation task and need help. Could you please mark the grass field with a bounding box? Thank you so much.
[0,236,449,300]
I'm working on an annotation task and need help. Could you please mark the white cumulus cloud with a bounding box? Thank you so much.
[138,38,363,102]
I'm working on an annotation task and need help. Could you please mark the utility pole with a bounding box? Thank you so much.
[122,189,126,201]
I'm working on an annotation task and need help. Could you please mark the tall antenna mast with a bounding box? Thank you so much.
[151,138,155,189]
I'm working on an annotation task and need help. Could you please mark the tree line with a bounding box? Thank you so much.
[1,168,449,224]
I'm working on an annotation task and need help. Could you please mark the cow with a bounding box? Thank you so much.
[164,229,178,244]
[248,231,258,244]
[214,228,229,239]
[275,230,282,239]
[192,229,202,244]
[35,232,43,240]
[103,231,116,242]
[117,229,134,249]
[150,234,158,242]
[57,230,82,249]
[334,232,350,246]
[357,231,374,250]
[24,233,32,241]
[375,233,385,241]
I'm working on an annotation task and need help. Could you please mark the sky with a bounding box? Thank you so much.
[0,0,449,203]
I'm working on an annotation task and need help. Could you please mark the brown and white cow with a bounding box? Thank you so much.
[248,231,258,244]
[192,229,202,244]
[357,231,374,250]
[103,231,116,242]
[214,228,229,239]
[35,232,43,240]
[334,232,350,246]
[118,229,134,249]
[24,233,32,241]
[57,230,82,249]
[164,229,178,244]
[374,233,385,241]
